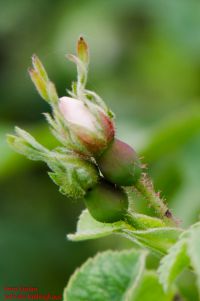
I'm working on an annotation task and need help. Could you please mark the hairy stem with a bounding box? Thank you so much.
[135,174,178,227]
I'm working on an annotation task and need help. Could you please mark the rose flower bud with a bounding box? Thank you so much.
[59,96,115,155]
[84,179,128,223]
[96,138,142,186]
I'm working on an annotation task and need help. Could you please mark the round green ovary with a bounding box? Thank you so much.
[97,138,142,186]
[84,180,128,223]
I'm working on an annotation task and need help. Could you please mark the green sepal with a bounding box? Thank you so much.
[28,67,49,102]
[47,153,99,199]
[7,127,99,199]
[7,127,49,161]
[77,36,89,65]
[32,54,49,82]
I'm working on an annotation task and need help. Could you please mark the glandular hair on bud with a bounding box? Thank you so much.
[84,179,128,223]
[96,138,142,186]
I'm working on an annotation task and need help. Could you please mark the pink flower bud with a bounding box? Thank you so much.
[59,96,115,154]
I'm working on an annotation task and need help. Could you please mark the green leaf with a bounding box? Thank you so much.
[67,209,126,241]
[157,222,200,296]
[64,249,146,301]
[131,271,174,301]
[126,211,165,230]
[68,210,182,256]
[158,238,190,291]
[187,222,200,296]
[122,227,182,255]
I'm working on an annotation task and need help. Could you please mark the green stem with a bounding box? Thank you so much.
[134,176,178,227]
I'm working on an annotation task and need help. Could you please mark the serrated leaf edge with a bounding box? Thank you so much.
[63,249,146,301]
[124,251,147,301]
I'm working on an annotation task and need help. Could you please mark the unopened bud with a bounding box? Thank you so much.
[59,96,115,155]
[96,138,142,186]
[84,179,128,223]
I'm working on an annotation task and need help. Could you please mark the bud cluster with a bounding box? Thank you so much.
[8,37,176,226]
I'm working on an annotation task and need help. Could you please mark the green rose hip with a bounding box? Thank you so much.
[84,179,128,223]
[96,138,142,186]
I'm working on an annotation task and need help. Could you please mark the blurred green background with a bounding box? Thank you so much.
[1,0,200,299]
